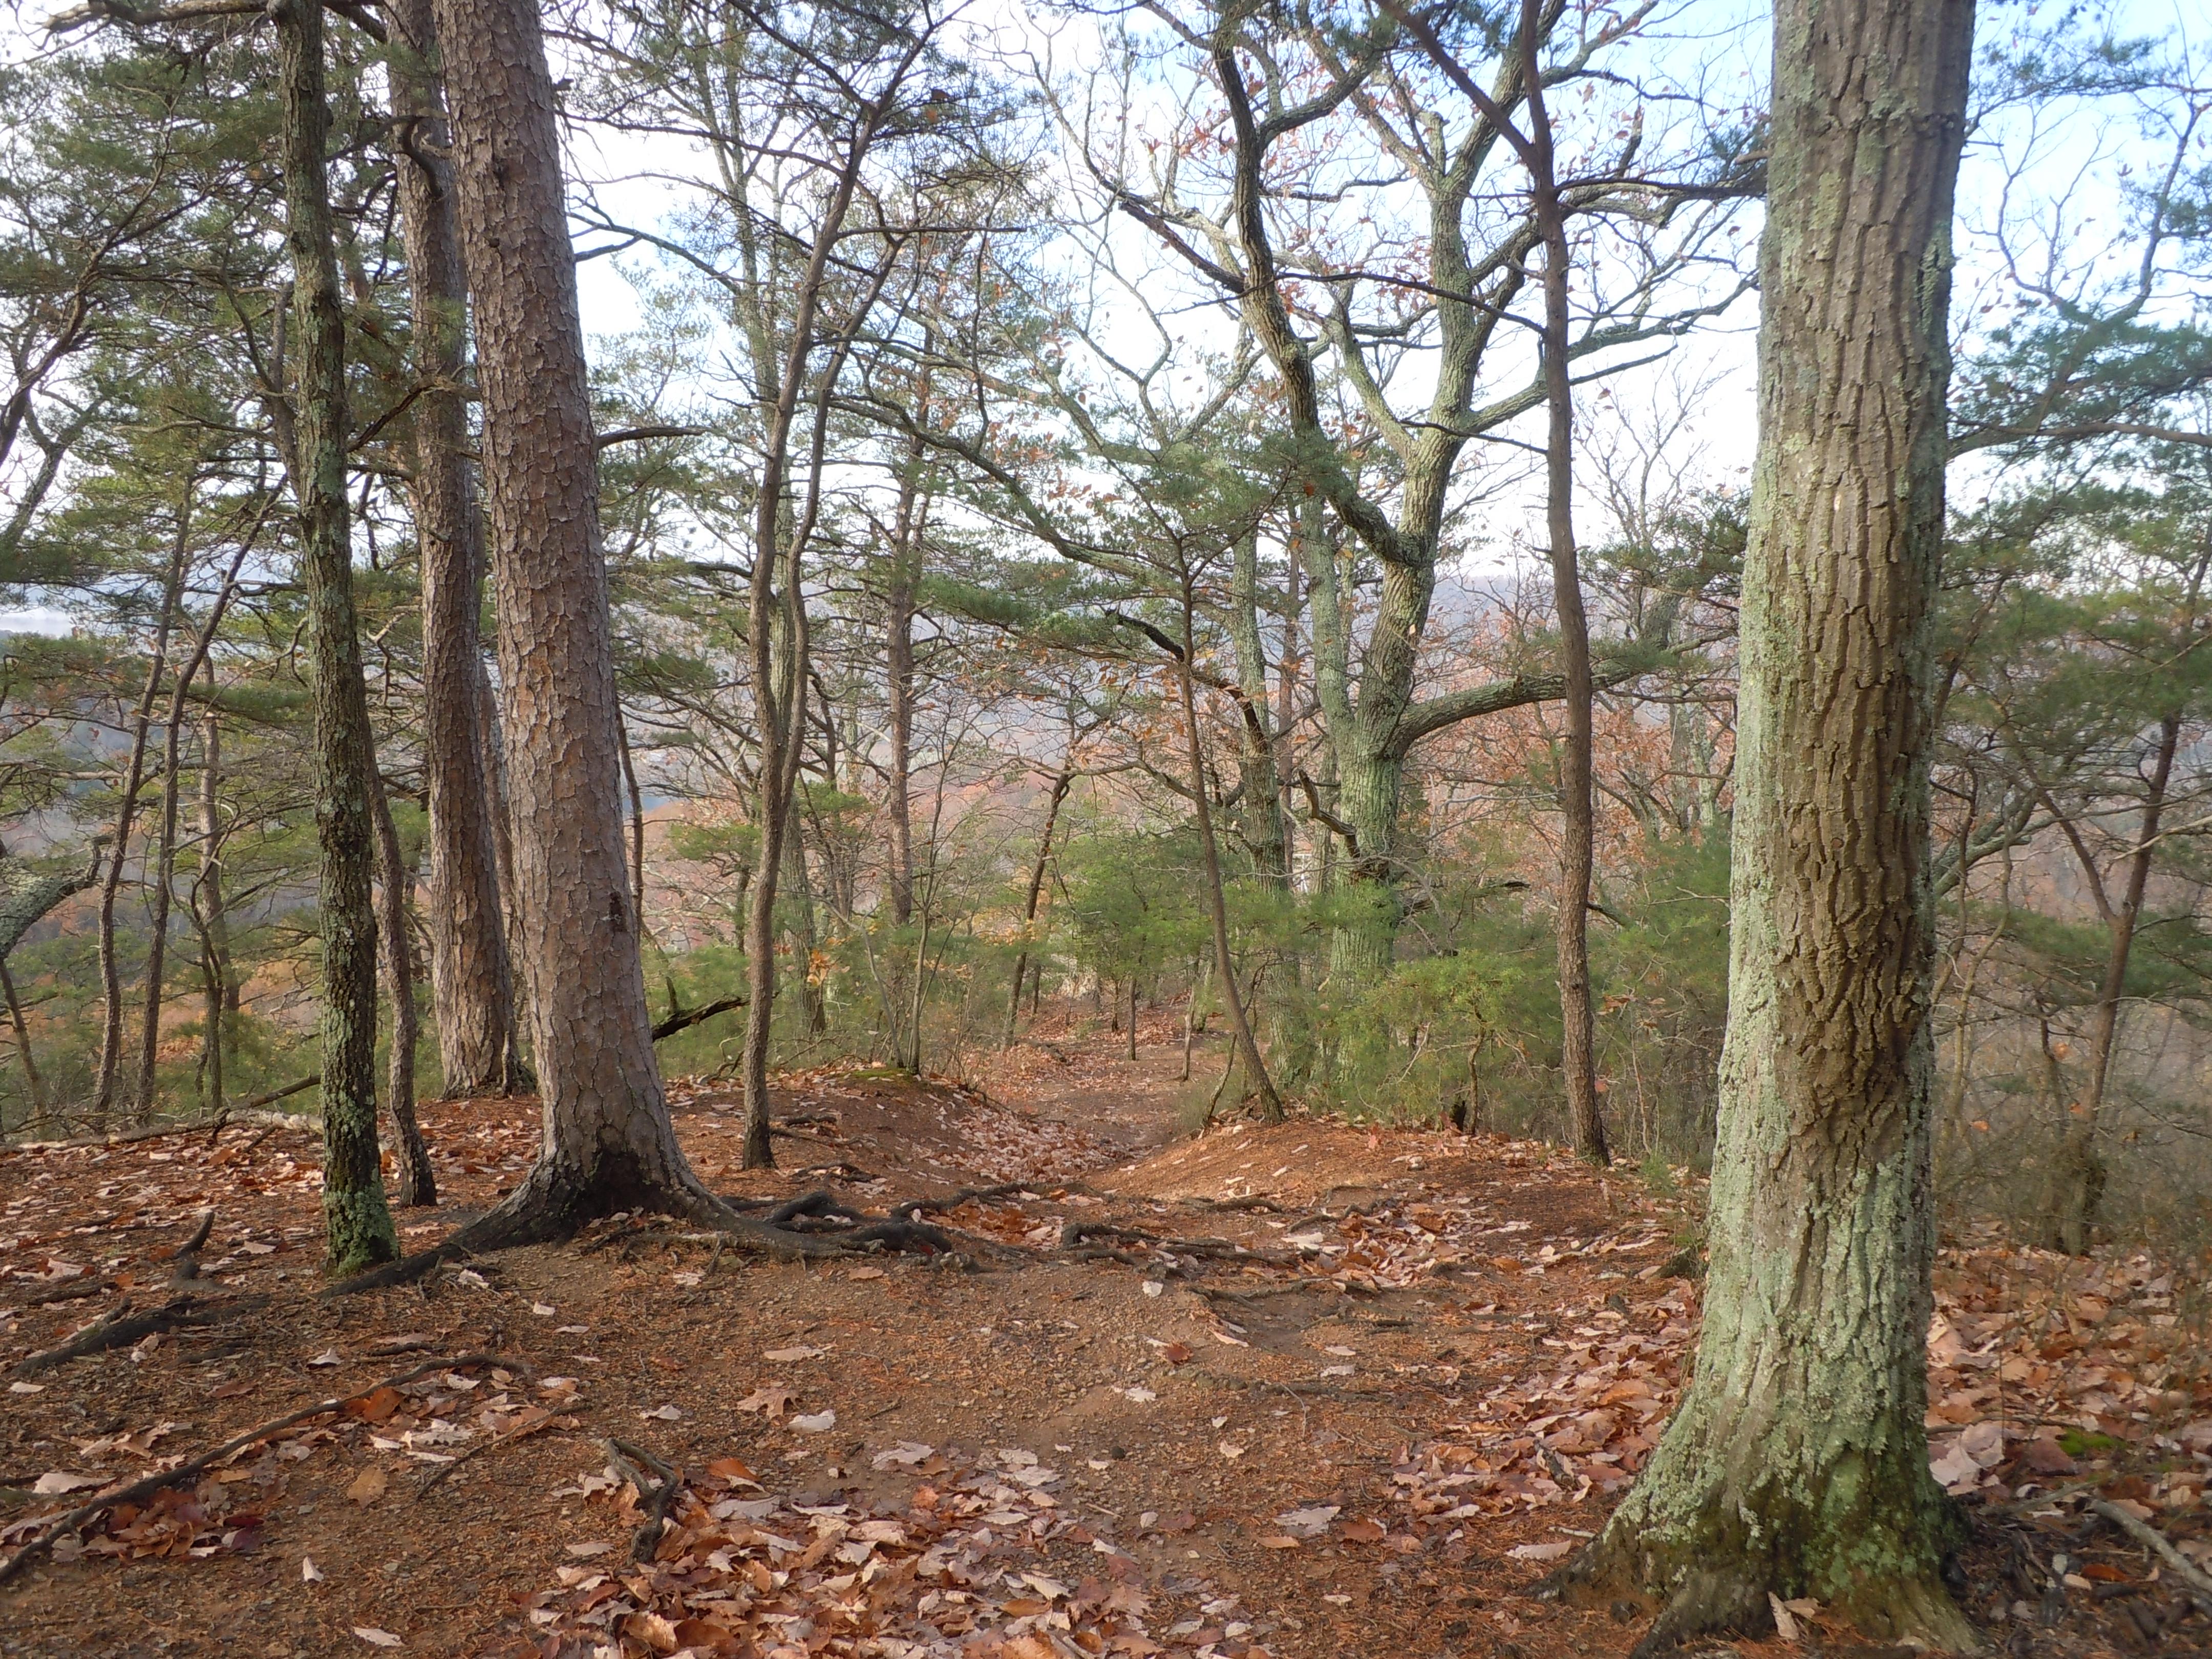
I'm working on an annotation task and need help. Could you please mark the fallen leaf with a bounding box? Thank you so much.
[1342,1518,1387,1544]
[529,1302,556,1316]
[1508,1540,1575,1562]
[351,1629,401,1648]
[791,1410,836,1433]
[345,1386,402,1424]
[1769,1591,1799,1642]
[2017,1437,2076,1475]
[638,1403,682,1422]
[32,1471,101,1495]
[1162,1342,1193,1365]
[345,1466,388,1504]
[763,1345,825,1363]
[1273,1505,1340,1536]
[302,1557,324,1583]
[307,1349,343,1368]
[847,1265,887,1281]
[1258,1534,1302,1549]
[565,1540,613,1558]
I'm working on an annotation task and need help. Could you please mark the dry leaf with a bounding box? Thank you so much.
[1258,1534,1302,1549]
[302,1557,325,1583]
[345,1465,388,1504]
[1342,1518,1387,1543]
[32,1471,101,1495]
[1507,1540,1575,1562]
[1769,1591,1799,1642]
[763,1345,825,1363]
[351,1629,401,1648]
[735,1385,796,1417]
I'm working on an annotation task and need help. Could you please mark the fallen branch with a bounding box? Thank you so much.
[604,1437,683,1563]
[650,996,745,1041]
[0,1351,528,1586]
[2090,1498,2212,1612]
[8,1087,320,1152]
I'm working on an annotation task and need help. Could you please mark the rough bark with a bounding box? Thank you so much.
[370,768,435,1206]
[427,0,724,1240]
[277,0,398,1277]
[1565,0,1978,1645]
[384,0,520,1099]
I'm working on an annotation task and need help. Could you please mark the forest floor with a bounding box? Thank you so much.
[1,1010,2209,1659]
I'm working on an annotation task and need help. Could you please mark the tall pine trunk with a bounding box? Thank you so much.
[428,0,721,1237]
[276,0,398,1276]
[1567,0,1976,1644]
[384,0,520,1099]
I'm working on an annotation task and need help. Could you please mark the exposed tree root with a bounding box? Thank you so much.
[12,1290,262,1377]
[0,1351,526,1586]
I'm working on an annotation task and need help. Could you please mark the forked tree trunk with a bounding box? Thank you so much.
[276,0,399,1276]
[2045,706,2182,1253]
[1176,573,1281,1120]
[1566,0,1976,1645]
[428,0,722,1238]
[371,769,436,1206]
[384,0,521,1099]
[133,567,240,1121]
[1003,765,1073,1049]
[94,518,187,1123]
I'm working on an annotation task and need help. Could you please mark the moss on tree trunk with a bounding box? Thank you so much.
[275,0,398,1278]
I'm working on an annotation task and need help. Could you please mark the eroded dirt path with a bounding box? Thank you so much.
[2,1018,2206,1659]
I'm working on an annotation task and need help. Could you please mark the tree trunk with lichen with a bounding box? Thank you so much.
[1561,0,1977,1647]
[276,0,399,1277]
[428,0,723,1242]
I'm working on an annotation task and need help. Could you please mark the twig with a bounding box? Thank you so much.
[417,1406,570,1499]
[0,1351,529,1585]
[2089,1499,2212,1611]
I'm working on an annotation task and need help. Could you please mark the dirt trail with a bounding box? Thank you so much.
[1,1018,2205,1659]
